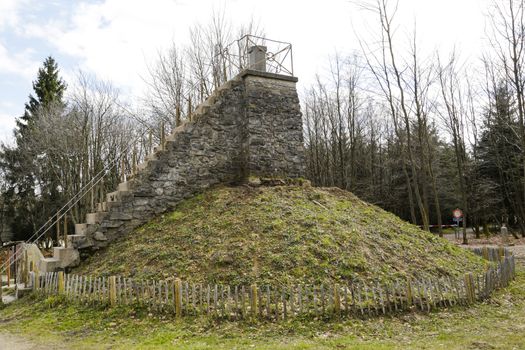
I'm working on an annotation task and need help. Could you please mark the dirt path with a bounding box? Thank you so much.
[0,333,64,350]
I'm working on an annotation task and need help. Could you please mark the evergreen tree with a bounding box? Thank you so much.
[475,84,525,235]
[0,56,66,241]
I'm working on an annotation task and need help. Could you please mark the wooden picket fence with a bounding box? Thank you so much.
[31,249,516,320]
[467,246,513,262]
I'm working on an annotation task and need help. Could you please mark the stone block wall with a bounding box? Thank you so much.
[243,71,305,178]
[84,70,305,249]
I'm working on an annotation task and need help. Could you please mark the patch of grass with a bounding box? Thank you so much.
[74,185,487,285]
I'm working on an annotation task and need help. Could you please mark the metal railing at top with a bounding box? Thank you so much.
[217,35,294,81]
[0,35,294,275]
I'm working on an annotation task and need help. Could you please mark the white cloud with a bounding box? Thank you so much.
[0,0,26,31]
[10,0,494,104]
[21,0,212,99]
[0,41,39,79]
[0,112,16,144]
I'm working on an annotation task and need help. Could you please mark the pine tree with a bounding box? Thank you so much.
[16,56,66,136]
[0,56,66,241]
[476,84,524,235]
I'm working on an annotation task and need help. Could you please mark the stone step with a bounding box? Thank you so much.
[106,190,132,203]
[145,152,158,161]
[75,223,87,235]
[86,212,108,225]
[217,80,233,92]
[117,181,134,192]
[137,161,148,171]
[194,104,210,116]
[52,247,80,268]
[96,201,108,212]
[67,234,91,249]
[40,257,60,273]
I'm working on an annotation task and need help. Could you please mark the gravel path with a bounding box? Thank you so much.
[0,333,63,350]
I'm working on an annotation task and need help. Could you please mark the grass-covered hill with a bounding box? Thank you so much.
[74,183,486,285]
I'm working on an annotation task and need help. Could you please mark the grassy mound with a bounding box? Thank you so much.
[74,184,486,285]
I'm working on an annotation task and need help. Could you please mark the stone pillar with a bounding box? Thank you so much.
[241,70,305,179]
[248,46,267,72]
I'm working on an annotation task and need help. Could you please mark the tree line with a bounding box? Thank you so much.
[304,0,525,242]
[1,1,525,244]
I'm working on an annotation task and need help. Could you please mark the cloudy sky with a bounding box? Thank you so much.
[0,0,491,142]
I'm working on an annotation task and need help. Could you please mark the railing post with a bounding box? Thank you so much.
[187,97,192,121]
[121,152,126,182]
[148,130,153,154]
[6,249,10,288]
[132,147,137,176]
[56,216,61,247]
[160,122,166,149]
[63,215,68,248]
[176,105,181,127]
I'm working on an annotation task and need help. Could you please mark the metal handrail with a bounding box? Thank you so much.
[217,35,294,79]
[0,52,216,274]
[0,35,295,275]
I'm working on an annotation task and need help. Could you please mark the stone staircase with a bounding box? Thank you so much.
[43,69,305,271]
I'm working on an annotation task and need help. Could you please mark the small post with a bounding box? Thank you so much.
[160,122,166,149]
[148,130,153,154]
[56,217,61,247]
[6,250,10,288]
[63,215,68,248]
[132,147,137,176]
[248,45,267,72]
[188,96,192,121]
[175,278,182,318]
[58,271,65,294]
[175,105,181,127]
[91,187,95,212]
[250,284,258,318]
[121,153,126,182]
[109,276,117,306]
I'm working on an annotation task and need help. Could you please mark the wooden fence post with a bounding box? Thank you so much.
[406,277,413,308]
[250,284,258,319]
[333,284,341,317]
[6,250,10,288]
[175,278,182,318]
[109,276,117,306]
[464,273,473,304]
[58,271,65,294]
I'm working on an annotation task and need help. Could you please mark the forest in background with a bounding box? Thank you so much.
[1,0,524,244]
